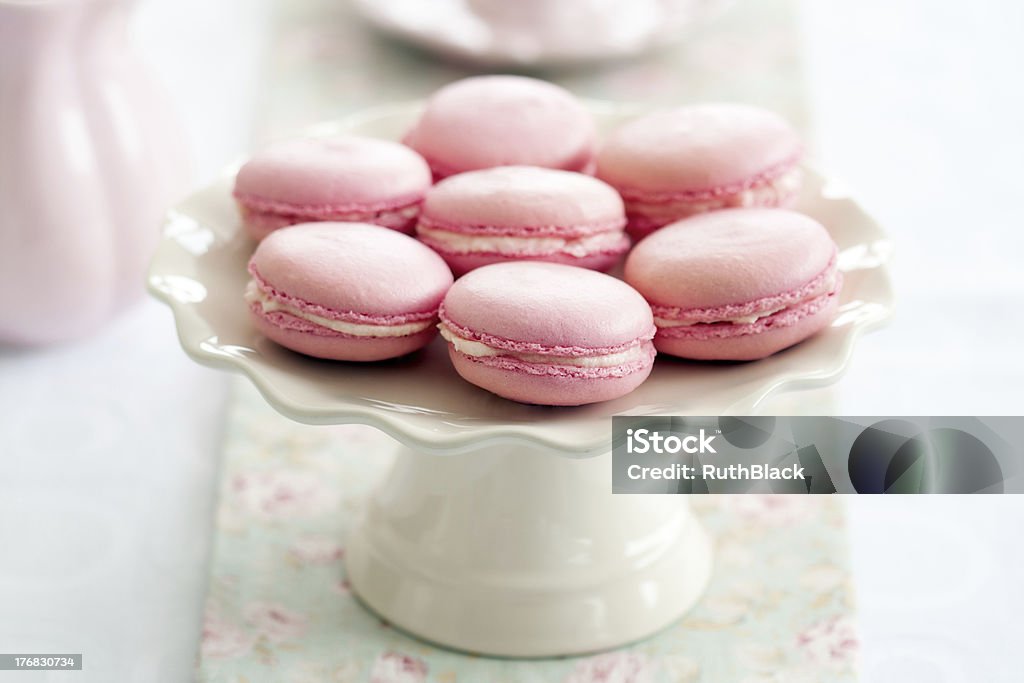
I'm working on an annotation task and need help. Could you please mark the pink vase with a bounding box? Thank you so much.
[0,0,189,345]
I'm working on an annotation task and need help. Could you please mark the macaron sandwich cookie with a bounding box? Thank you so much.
[439,262,656,405]
[624,209,842,361]
[597,104,803,240]
[416,166,629,275]
[246,223,453,361]
[234,136,431,241]
[403,75,596,179]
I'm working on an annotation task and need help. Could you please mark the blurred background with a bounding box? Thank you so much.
[1,0,1023,681]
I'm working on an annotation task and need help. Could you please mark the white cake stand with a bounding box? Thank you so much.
[148,102,893,657]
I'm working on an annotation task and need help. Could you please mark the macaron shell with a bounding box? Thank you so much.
[240,202,418,241]
[624,209,836,310]
[654,292,839,361]
[448,348,654,406]
[622,167,803,241]
[250,223,453,317]
[404,76,595,177]
[234,136,431,211]
[421,166,625,233]
[252,310,436,361]
[596,104,801,195]
[442,262,653,350]
[435,247,626,278]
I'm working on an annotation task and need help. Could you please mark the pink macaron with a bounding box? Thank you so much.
[233,136,431,241]
[439,262,656,405]
[597,104,803,240]
[416,166,629,275]
[403,75,596,180]
[246,222,453,361]
[624,209,842,361]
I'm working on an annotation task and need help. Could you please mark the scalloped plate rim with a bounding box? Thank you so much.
[148,101,894,456]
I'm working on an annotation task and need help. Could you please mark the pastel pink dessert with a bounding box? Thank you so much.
[233,136,431,241]
[403,75,596,179]
[439,262,656,405]
[416,166,629,275]
[597,104,803,240]
[246,223,453,361]
[624,209,842,361]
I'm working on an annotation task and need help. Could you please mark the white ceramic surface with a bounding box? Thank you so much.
[346,442,712,657]
[351,0,733,67]
[147,101,894,456]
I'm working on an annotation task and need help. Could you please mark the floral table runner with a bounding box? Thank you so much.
[198,384,856,683]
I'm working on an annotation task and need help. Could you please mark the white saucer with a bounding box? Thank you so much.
[351,0,734,67]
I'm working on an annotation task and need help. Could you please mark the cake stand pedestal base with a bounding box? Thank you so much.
[345,442,713,657]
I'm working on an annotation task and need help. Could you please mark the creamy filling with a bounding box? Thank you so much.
[733,165,803,206]
[629,166,803,219]
[656,271,836,328]
[418,225,625,257]
[439,323,645,367]
[655,306,786,327]
[247,203,419,222]
[245,281,433,337]
[330,204,419,222]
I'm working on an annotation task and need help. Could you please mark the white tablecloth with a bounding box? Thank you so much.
[1,0,1022,681]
